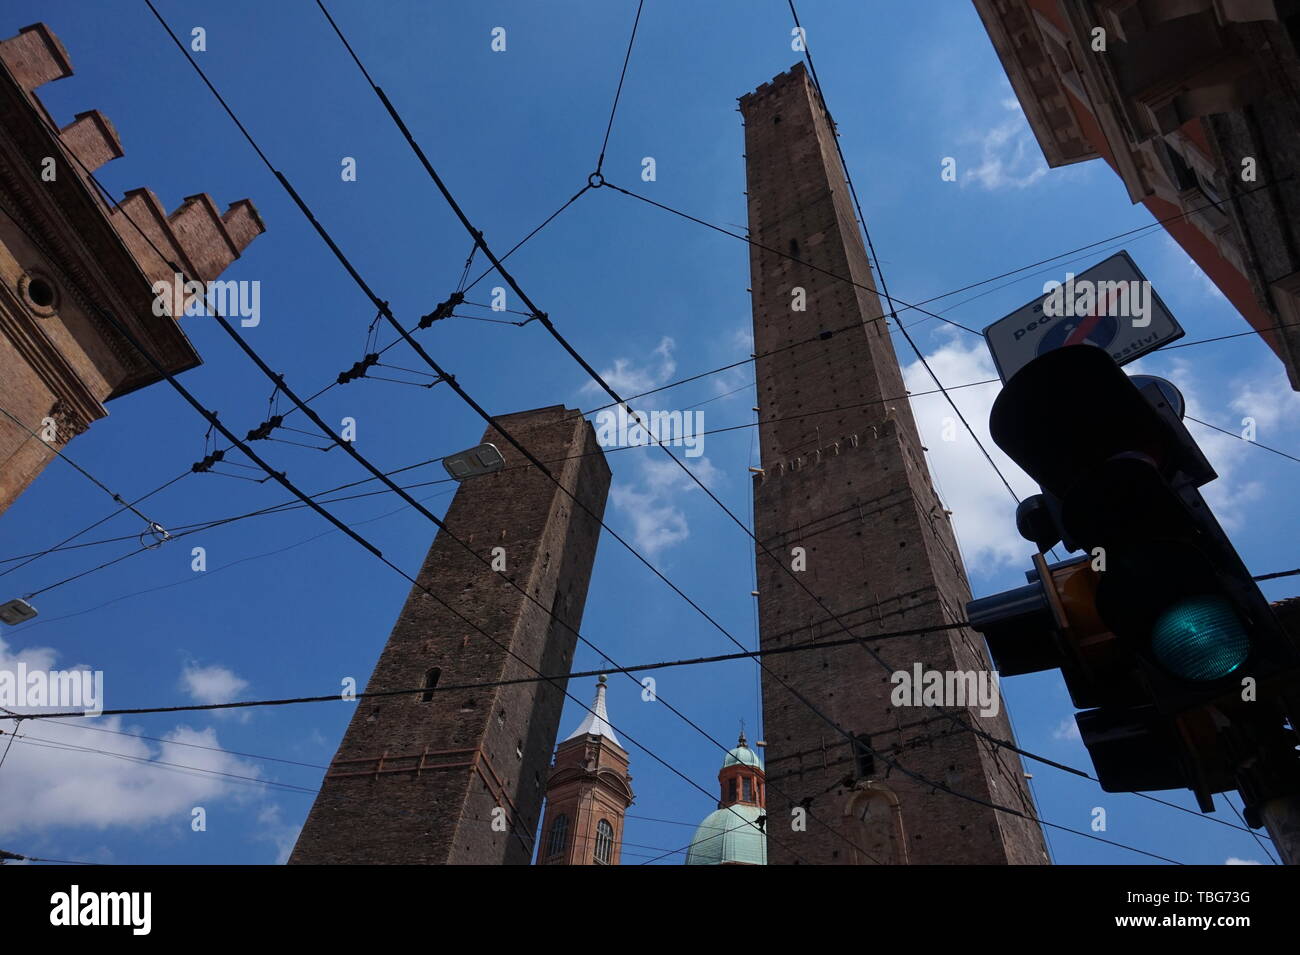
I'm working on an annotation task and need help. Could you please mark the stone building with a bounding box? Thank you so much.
[973,0,1300,389]
[0,22,263,516]
[741,63,1049,864]
[290,406,611,865]
[535,674,634,865]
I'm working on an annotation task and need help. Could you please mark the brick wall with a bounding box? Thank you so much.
[742,64,1049,865]
[289,406,611,864]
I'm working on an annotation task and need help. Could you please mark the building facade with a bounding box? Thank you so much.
[973,0,1300,389]
[535,674,634,865]
[0,22,263,516]
[290,406,611,865]
[741,63,1050,864]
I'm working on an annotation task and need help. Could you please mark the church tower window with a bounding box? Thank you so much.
[594,819,614,865]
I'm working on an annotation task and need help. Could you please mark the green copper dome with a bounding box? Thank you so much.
[722,744,763,769]
[684,804,767,866]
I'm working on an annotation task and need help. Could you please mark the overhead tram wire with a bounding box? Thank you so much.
[14,335,1290,606]
[593,0,647,177]
[3,131,589,583]
[786,1,1062,854]
[783,11,1275,853]
[121,12,837,866]
[0,373,990,586]
[154,5,1191,864]
[154,1,885,866]
[1186,415,1300,465]
[0,402,171,539]
[0,848,104,866]
[5,587,1256,848]
[0,9,1242,863]
[304,1,1082,862]
[51,275,820,861]
[63,4,835,865]
[13,34,1284,593]
[9,732,321,796]
[0,469,189,582]
[604,181,1030,510]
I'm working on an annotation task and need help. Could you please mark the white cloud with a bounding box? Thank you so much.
[609,454,725,557]
[900,332,1036,575]
[1148,357,1265,531]
[256,803,301,865]
[1052,717,1081,741]
[962,99,1049,191]
[582,338,731,556]
[0,636,267,838]
[180,662,250,718]
[1225,857,1262,865]
[1227,364,1300,434]
[582,336,676,396]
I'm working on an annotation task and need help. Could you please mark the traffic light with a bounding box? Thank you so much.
[968,344,1300,812]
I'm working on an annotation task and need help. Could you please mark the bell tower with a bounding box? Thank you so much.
[536,675,634,865]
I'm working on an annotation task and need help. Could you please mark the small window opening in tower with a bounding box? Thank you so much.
[853,733,875,779]
[420,667,441,703]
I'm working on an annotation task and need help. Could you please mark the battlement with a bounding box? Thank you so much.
[738,61,809,108]
[0,21,264,289]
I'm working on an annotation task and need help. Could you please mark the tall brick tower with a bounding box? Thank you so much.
[290,406,611,865]
[740,64,1048,865]
[536,674,634,865]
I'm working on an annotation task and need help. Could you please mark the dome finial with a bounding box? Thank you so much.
[738,719,747,748]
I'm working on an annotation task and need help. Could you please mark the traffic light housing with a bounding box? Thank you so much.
[969,344,1300,810]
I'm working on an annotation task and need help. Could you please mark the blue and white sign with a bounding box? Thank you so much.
[982,251,1183,384]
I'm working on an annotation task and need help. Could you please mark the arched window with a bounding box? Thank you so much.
[594,819,614,865]
[546,814,569,858]
[742,777,753,802]
[420,667,441,703]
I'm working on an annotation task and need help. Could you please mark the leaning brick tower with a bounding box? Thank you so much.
[290,406,611,864]
[740,63,1048,864]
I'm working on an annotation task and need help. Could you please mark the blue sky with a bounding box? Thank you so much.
[1,0,1296,865]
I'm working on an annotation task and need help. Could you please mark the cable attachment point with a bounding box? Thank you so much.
[418,292,465,329]
[587,172,606,189]
[192,448,226,473]
[140,522,171,550]
[246,414,285,442]
[336,353,380,385]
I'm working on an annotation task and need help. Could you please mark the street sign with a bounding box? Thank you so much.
[982,250,1183,384]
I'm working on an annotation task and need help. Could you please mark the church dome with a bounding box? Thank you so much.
[685,804,768,865]
[722,744,763,769]
[685,730,767,865]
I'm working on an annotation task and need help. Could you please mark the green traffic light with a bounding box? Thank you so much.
[1150,595,1250,682]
